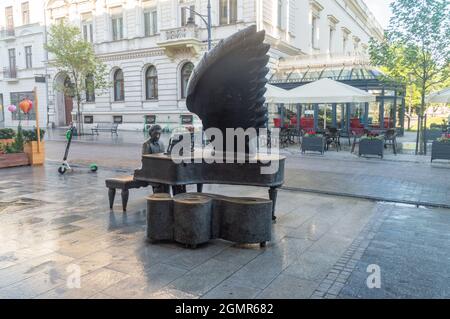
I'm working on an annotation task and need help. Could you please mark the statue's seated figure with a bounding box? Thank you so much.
[142,125,170,194]
[142,125,186,195]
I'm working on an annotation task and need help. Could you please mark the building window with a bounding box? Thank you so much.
[25,46,32,69]
[219,0,237,25]
[144,9,157,36]
[111,10,123,41]
[343,35,348,54]
[329,27,335,53]
[145,66,158,100]
[113,69,124,101]
[181,5,195,26]
[277,0,283,28]
[82,16,94,43]
[311,16,319,49]
[8,48,16,77]
[113,115,123,124]
[5,6,14,32]
[22,2,29,25]
[84,115,93,124]
[85,74,95,102]
[11,92,35,120]
[180,62,193,99]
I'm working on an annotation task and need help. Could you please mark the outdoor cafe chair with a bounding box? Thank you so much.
[350,129,368,153]
[325,127,341,151]
[384,129,398,155]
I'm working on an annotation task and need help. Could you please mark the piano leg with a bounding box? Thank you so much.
[268,186,278,222]
[197,183,203,193]
[121,189,129,212]
[108,188,116,209]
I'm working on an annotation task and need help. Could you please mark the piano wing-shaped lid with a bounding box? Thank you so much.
[186,25,270,131]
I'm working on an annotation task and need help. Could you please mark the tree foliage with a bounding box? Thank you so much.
[369,0,450,153]
[370,0,449,112]
[45,20,110,133]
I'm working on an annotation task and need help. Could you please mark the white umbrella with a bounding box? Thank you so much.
[264,84,291,103]
[426,87,450,103]
[283,78,376,103]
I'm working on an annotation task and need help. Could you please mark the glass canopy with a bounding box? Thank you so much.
[269,65,383,83]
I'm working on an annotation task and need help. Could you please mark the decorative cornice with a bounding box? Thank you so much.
[341,27,351,35]
[327,14,339,25]
[265,34,305,56]
[309,0,324,13]
[96,48,167,62]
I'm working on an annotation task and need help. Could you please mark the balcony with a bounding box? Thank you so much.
[0,27,16,41]
[157,26,203,59]
[3,66,18,82]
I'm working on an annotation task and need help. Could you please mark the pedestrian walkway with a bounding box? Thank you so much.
[0,164,449,298]
[44,134,450,208]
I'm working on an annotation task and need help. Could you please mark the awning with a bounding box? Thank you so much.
[271,78,376,104]
[426,87,450,103]
[264,84,291,103]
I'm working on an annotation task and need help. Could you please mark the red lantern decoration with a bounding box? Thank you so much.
[19,99,33,114]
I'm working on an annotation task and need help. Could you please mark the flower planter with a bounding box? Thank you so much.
[425,129,443,142]
[301,136,325,154]
[0,153,29,169]
[23,141,45,165]
[431,141,450,162]
[359,138,384,158]
[0,138,14,145]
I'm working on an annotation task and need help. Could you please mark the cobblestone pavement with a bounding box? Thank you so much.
[0,164,449,298]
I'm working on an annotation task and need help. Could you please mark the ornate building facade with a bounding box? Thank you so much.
[1,0,383,130]
[0,0,47,128]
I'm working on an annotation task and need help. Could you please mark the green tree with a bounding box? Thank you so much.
[45,20,110,134]
[369,0,450,154]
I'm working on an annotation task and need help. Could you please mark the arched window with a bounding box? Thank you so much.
[113,69,124,101]
[145,66,158,100]
[180,62,193,99]
[85,74,95,102]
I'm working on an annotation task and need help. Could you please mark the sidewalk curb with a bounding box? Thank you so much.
[281,186,450,209]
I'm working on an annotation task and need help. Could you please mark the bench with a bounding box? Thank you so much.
[92,122,119,135]
[105,176,149,211]
[147,192,272,248]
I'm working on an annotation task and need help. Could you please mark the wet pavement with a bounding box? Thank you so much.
[44,130,450,208]
[0,164,449,298]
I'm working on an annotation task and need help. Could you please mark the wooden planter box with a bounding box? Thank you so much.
[301,136,325,154]
[359,138,384,158]
[24,141,45,165]
[0,138,14,145]
[431,141,450,162]
[0,153,29,169]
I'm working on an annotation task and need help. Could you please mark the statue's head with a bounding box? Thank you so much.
[149,125,162,142]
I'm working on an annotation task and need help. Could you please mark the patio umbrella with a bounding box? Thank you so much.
[283,78,376,103]
[426,87,450,103]
[264,84,291,103]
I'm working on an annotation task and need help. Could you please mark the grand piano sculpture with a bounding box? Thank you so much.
[134,25,285,247]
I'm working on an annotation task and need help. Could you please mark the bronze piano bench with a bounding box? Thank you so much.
[147,193,272,248]
[105,176,149,211]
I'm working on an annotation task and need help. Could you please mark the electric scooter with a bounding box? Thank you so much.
[58,123,98,174]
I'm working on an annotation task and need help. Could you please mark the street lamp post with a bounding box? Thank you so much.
[186,0,212,51]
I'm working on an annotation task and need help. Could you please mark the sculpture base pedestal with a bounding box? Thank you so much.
[147,192,272,248]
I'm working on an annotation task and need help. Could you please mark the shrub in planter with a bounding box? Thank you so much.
[0,131,29,169]
[0,128,16,144]
[431,134,450,162]
[23,128,45,143]
[301,131,325,154]
[23,128,46,165]
[359,136,384,158]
